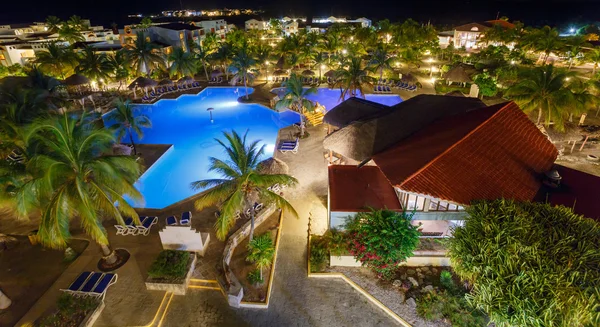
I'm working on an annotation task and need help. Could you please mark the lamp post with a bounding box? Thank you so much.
[265,61,269,82]
[207,107,214,123]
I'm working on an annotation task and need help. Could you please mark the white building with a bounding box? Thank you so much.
[245,19,268,31]
[311,16,371,28]
[282,20,298,36]
[191,19,228,39]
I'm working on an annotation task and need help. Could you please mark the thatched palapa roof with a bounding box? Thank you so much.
[211,69,223,77]
[257,157,289,175]
[302,69,315,76]
[273,69,287,76]
[178,76,194,84]
[324,97,394,128]
[324,70,336,78]
[128,77,157,89]
[443,65,471,83]
[158,79,174,86]
[63,74,90,86]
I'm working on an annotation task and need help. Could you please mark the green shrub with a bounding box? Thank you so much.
[246,233,275,280]
[309,235,328,272]
[148,250,191,280]
[449,199,600,327]
[417,290,487,327]
[440,270,458,294]
[247,268,264,285]
[324,228,347,256]
[38,293,99,327]
[345,208,420,279]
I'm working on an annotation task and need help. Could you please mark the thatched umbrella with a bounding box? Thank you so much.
[178,76,195,86]
[257,157,289,175]
[273,69,287,76]
[63,74,90,86]
[401,73,417,83]
[112,143,133,156]
[323,122,376,161]
[128,77,158,97]
[443,65,471,85]
[302,69,315,76]
[324,70,336,78]
[275,56,285,69]
[211,69,223,78]
[158,79,174,86]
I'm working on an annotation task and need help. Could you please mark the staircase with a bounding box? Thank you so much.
[305,111,324,126]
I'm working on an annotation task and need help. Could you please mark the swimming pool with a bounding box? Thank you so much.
[104,87,299,209]
[272,87,403,111]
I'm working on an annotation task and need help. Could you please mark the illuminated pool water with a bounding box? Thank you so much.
[272,87,403,111]
[104,87,300,209]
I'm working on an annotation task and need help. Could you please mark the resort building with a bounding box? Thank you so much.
[448,20,516,49]
[311,16,372,28]
[245,19,268,31]
[323,95,559,236]
[191,19,229,39]
[282,20,299,36]
[0,38,53,66]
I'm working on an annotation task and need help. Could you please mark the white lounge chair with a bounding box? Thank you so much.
[137,216,158,236]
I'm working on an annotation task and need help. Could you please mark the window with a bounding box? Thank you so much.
[405,194,425,211]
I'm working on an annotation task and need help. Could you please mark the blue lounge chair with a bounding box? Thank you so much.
[279,141,299,154]
[180,211,192,226]
[62,271,92,293]
[137,216,158,236]
[166,216,177,226]
[90,273,118,300]
[281,137,299,147]
[385,86,392,93]
[80,272,103,293]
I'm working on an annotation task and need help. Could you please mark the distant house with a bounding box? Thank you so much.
[245,19,268,31]
[324,95,561,236]
[450,20,516,49]
[282,20,299,36]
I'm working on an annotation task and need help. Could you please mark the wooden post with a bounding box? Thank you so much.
[579,135,589,151]
[570,141,577,153]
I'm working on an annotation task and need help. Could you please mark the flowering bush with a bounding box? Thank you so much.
[345,208,420,279]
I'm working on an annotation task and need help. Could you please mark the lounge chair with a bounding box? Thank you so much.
[209,77,216,84]
[166,216,177,226]
[137,216,158,236]
[62,271,92,293]
[281,137,299,147]
[217,77,223,83]
[124,217,138,235]
[254,202,264,212]
[385,86,392,93]
[80,272,104,293]
[114,223,129,236]
[90,273,118,300]
[279,141,299,154]
[180,211,192,226]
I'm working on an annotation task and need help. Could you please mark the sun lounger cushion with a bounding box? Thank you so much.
[81,272,103,292]
[67,271,92,291]
[166,216,177,226]
[180,211,192,225]
[92,273,116,294]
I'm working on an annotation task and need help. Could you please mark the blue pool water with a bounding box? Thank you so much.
[272,87,403,111]
[104,87,299,209]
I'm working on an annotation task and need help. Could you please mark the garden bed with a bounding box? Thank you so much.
[229,211,280,303]
[145,250,196,295]
[35,293,102,327]
[0,237,88,327]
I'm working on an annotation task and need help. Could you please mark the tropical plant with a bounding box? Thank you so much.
[147,250,191,280]
[229,43,257,99]
[139,17,153,28]
[104,98,151,154]
[523,26,563,64]
[34,42,77,78]
[345,208,420,279]
[107,51,131,90]
[190,130,298,241]
[75,47,113,82]
[193,45,212,81]
[67,15,86,30]
[506,65,578,130]
[45,16,62,33]
[334,56,375,100]
[416,290,487,327]
[368,45,394,81]
[309,234,328,272]
[246,233,275,281]
[167,47,196,78]
[122,32,165,76]
[448,199,600,327]
[274,73,316,137]
[0,113,143,265]
[473,73,498,98]
[57,23,84,44]
[586,48,600,75]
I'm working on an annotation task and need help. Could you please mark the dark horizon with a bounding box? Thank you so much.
[1,0,600,29]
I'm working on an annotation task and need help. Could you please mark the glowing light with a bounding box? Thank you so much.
[321,64,326,69]
[350,36,354,41]
[265,61,269,65]
[222,101,239,107]
[569,28,576,34]
[430,77,436,84]
[342,49,347,55]
[424,50,431,55]
[395,62,400,67]
[265,143,275,153]
[431,67,439,72]
[510,60,516,65]
[91,80,97,87]
[427,58,434,63]
[565,77,571,81]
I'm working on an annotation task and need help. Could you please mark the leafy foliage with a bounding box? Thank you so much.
[148,250,191,280]
[105,97,152,154]
[38,293,100,327]
[448,199,600,327]
[345,209,420,279]
[247,268,263,285]
[246,232,275,280]
[323,228,347,256]
[473,73,498,97]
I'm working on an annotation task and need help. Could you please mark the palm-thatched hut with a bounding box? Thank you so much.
[256,157,289,175]
[63,74,90,86]
[158,79,174,86]
[178,76,195,86]
[128,77,157,97]
[273,69,287,77]
[302,69,315,76]
[211,69,223,78]
[443,65,471,86]
[324,70,336,78]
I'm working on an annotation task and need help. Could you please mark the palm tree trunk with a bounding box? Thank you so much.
[0,290,11,309]
[249,209,256,242]
[594,63,598,76]
[100,243,117,265]
[260,266,263,281]
[128,128,137,155]
[379,68,383,81]
[244,76,249,100]
[537,108,543,125]
[203,64,209,81]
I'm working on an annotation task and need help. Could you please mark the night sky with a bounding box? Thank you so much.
[2,0,600,28]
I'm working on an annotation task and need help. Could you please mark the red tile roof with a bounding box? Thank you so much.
[328,165,401,212]
[373,102,558,205]
[485,20,516,29]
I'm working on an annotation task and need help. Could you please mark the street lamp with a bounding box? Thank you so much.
[342,49,347,55]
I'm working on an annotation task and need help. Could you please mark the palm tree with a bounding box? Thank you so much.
[213,43,233,81]
[107,51,131,90]
[168,47,197,78]
[122,32,165,76]
[57,24,84,44]
[190,130,298,241]
[334,56,374,100]
[193,45,212,81]
[246,233,275,281]
[229,45,257,99]
[45,16,62,33]
[275,73,316,137]
[586,48,600,75]
[506,65,577,131]
[0,113,142,265]
[104,98,151,155]
[75,47,113,83]
[67,15,86,30]
[368,45,394,81]
[564,36,590,70]
[34,42,77,78]
[526,26,564,64]
[319,34,341,64]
